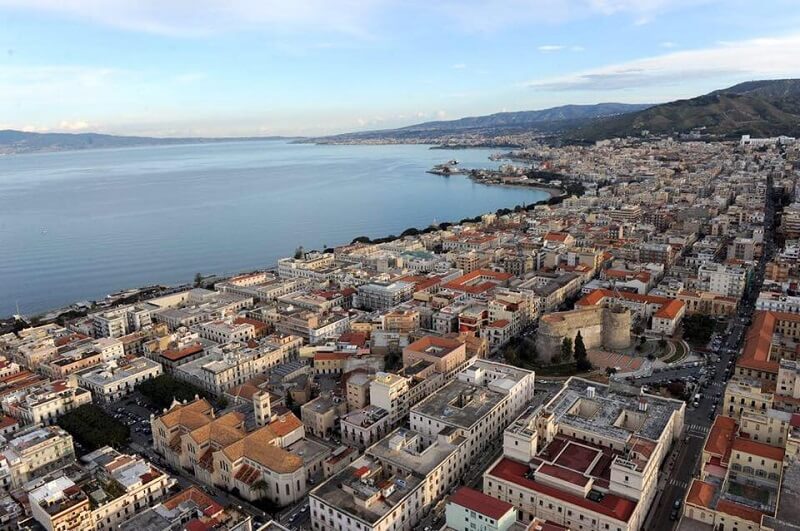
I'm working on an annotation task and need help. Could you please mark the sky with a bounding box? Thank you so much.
[2,0,800,137]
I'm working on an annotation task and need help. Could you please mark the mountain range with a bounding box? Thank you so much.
[2,78,799,154]
[569,79,800,141]
[304,103,653,143]
[0,130,293,155]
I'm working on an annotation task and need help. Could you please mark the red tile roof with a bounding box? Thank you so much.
[716,500,765,524]
[704,416,737,460]
[448,487,514,520]
[732,437,785,462]
[737,311,781,374]
[487,458,636,522]
[654,299,685,320]
[686,479,716,509]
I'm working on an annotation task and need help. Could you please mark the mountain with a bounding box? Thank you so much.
[569,79,800,141]
[306,103,653,143]
[0,130,296,155]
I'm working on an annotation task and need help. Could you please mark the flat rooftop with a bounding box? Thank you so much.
[545,377,683,442]
[412,379,505,430]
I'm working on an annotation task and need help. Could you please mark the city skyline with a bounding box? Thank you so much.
[2,0,800,136]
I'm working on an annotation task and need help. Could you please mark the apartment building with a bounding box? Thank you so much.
[174,336,301,396]
[76,356,162,403]
[340,406,391,450]
[196,319,256,344]
[697,263,749,299]
[444,487,517,531]
[354,282,415,311]
[0,425,75,489]
[410,360,534,462]
[402,336,466,375]
[369,373,410,427]
[310,428,468,531]
[301,394,348,438]
[277,253,338,280]
[483,378,685,531]
[92,305,153,338]
[25,447,175,531]
[1,379,92,425]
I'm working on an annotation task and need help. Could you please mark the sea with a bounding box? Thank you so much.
[0,140,549,316]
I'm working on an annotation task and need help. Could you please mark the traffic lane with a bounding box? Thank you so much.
[649,436,706,531]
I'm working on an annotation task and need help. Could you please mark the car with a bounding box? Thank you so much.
[670,509,679,521]
[673,499,682,509]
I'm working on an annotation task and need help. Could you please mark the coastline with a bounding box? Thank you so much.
[1,146,569,327]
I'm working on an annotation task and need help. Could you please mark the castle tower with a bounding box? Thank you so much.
[602,306,632,351]
[253,390,272,427]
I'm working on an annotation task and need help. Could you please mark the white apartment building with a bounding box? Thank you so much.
[340,406,390,450]
[26,447,175,531]
[310,428,468,531]
[697,263,749,299]
[76,356,163,403]
[277,253,338,280]
[0,425,75,489]
[195,319,256,344]
[354,282,415,311]
[174,337,301,396]
[92,305,153,338]
[1,379,92,425]
[369,373,410,426]
[410,360,535,462]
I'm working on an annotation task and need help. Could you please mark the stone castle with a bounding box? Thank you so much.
[535,305,632,362]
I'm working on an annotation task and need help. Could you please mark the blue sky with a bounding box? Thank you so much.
[1,0,800,136]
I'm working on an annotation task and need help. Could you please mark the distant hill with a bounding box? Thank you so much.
[569,79,800,141]
[306,103,653,143]
[0,130,296,154]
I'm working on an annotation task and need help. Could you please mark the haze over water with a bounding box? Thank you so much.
[0,141,549,316]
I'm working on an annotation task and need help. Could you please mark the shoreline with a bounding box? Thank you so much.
[2,150,569,326]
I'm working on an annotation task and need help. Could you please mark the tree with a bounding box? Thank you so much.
[605,367,617,376]
[294,246,305,259]
[193,272,203,287]
[574,332,592,372]
[560,337,573,363]
[137,374,211,410]
[639,335,647,345]
[352,236,372,244]
[658,338,668,349]
[58,404,130,451]
[400,227,420,237]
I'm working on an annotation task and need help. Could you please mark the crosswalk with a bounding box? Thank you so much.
[668,478,689,489]
[686,424,710,436]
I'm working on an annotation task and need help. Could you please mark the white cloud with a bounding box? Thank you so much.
[538,45,565,52]
[571,45,585,52]
[0,0,721,37]
[430,0,717,32]
[451,63,467,69]
[525,33,800,91]
[0,0,387,37]
[436,110,447,119]
[58,120,91,131]
[660,41,677,48]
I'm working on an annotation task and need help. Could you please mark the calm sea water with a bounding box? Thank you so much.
[0,141,548,315]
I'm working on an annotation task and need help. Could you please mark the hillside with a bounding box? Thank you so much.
[569,79,800,141]
[0,130,295,155]
[306,103,652,143]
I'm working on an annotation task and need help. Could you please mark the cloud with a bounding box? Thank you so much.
[430,0,717,32]
[525,33,800,91]
[436,110,447,119]
[58,120,91,131]
[0,0,387,37]
[538,45,565,52]
[660,41,677,48]
[451,63,467,69]
[0,0,721,37]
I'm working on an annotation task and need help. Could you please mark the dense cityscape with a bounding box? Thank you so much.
[0,132,797,531]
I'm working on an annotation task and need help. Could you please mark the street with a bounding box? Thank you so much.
[645,173,777,531]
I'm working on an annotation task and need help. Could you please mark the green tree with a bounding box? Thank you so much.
[560,337,573,362]
[193,272,203,287]
[574,332,591,372]
[58,404,130,451]
[294,246,305,259]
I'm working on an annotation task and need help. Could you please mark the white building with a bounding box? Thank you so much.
[76,357,163,403]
